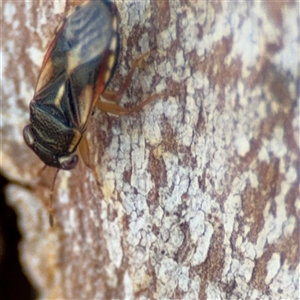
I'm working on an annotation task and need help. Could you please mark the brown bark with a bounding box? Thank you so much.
[2,0,299,299]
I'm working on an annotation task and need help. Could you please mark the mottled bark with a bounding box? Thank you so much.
[2,0,299,299]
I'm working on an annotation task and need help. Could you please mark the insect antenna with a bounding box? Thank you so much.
[49,168,59,227]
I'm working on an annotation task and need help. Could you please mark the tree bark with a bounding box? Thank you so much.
[2,0,299,299]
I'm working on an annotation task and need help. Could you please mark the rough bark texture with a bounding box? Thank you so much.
[2,0,299,299]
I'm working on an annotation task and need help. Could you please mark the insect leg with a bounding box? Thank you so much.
[96,92,169,116]
[78,134,92,169]
[78,133,102,188]
[102,48,155,103]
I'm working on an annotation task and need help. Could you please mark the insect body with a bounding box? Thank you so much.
[23,0,119,170]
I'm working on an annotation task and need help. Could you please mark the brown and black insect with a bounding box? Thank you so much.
[24,0,166,172]
[23,0,167,223]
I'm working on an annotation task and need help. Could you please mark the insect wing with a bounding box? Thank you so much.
[64,1,113,75]
[64,1,117,130]
[34,1,118,131]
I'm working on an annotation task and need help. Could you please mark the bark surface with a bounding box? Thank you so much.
[2,0,299,299]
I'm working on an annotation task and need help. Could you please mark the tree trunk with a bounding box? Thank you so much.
[2,0,299,299]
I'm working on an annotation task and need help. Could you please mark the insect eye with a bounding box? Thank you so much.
[58,154,78,170]
[23,125,34,146]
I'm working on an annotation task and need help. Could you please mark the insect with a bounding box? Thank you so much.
[23,0,166,171]
[23,0,167,225]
